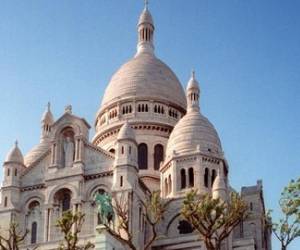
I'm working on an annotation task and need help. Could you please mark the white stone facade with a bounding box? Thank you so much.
[0,4,271,250]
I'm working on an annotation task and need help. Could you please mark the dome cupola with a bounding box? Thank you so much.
[137,0,155,55]
[5,141,24,164]
[93,2,186,190]
[166,71,222,158]
[186,70,200,112]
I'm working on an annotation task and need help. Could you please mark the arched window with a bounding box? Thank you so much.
[165,178,168,195]
[188,168,194,187]
[28,200,40,213]
[250,202,253,211]
[54,188,72,213]
[138,143,148,169]
[120,176,123,187]
[178,220,194,234]
[168,175,172,194]
[4,197,7,207]
[181,169,186,189]
[31,222,37,244]
[211,169,217,187]
[121,146,124,154]
[154,144,164,170]
[204,168,209,188]
[109,148,115,154]
[15,169,17,176]
[62,193,71,212]
[7,168,10,176]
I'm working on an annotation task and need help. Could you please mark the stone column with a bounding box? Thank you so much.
[47,207,53,241]
[43,208,49,242]
[171,161,177,195]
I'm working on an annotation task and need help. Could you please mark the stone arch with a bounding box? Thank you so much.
[53,188,72,212]
[54,122,81,138]
[20,192,45,210]
[85,183,110,201]
[47,184,78,205]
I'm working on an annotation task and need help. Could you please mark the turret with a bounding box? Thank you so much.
[212,162,227,201]
[136,0,155,55]
[41,102,54,142]
[3,141,24,187]
[112,122,139,190]
[2,141,24,209]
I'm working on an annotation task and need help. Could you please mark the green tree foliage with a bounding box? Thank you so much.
[181,190,248,250]
[267,177,300,250]
[0,222,29,250]
[56,211,94,250]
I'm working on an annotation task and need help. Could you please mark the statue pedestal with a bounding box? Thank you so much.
[95,225,125,250]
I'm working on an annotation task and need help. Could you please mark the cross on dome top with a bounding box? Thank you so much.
[144,0,149,9]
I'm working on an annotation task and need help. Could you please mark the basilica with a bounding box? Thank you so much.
[0,3,271,250]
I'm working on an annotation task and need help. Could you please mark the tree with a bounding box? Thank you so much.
[0,222,29,250]
[267,177,300,250]
[181,190,248,250]
[142,191,172,250]
[98,191,170,250]
[56,211,94,250]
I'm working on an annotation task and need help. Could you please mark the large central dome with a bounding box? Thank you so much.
[100,52,186,109]
[93,5,187,191]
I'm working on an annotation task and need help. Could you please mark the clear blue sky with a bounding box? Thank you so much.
[0,0,299,249]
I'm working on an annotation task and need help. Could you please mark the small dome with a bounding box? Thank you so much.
[5,141,24,164]
[138,8,154,26]
[100,53,186,110]
[117,122,135,141]
[166,111,222,158]
[24,140,51,166]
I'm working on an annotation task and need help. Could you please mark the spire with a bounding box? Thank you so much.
[41,102,54,123]
[186,70,200,113]
[41,102,54,141]
[136,1,155,55]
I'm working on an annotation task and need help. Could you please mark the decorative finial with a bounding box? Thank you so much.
[191,69,195,79]
[47,102,51,111]
[15,140,18,147]
[144,0,149,9]
[65,105,72,114]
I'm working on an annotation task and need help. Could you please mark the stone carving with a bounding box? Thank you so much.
[63,137,74,167]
